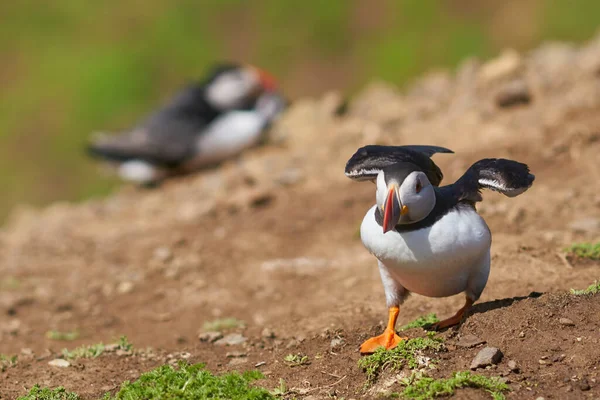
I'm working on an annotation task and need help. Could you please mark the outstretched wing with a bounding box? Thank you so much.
[452,158,535,202]
[344,144,454,186]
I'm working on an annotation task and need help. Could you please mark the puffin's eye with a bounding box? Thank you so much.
[415,180,422,193]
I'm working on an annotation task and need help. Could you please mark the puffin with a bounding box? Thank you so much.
[87,63,284,184]
[345,145,535,354]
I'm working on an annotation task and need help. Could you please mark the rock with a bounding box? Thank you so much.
[569,218,600,233]
[198,331,223,343]
[48,359,70,368]
[470,347,504,370]
[228,357,248,366]
[456,334,486,348]
[508,360,519,373]
[226,351,247,358]
[559,317,575,326]
[117,281,134,294]
[214,333,247,346]
[261,328,275,339]
[286,338,300,349]
[579,379,591,391]
[330,337,346,351]
[518,331,525,338]
[479,49,523,85]
[153,247,173,263]
[495,80,532,108]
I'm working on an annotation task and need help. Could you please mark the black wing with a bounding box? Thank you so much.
[451,158,535,202]
[87,86,219,166]
[344,144,454,186]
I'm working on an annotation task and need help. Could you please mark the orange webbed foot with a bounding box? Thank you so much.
[359,328,405,354]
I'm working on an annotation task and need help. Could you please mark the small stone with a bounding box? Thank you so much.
[153,247,173,263]
[214,333,247,346]
[508,360,519,372]
[330,337,346,351]
[117,281,134,294]
[553,354,566,363]
[226,351,247,358]
[286,338,300,349]
[198,331,223,343]
[569,218,600,233]
[228,357,248,366]
[115,349,132,356]
[579,378,591,391]
[21,348,33,356]
[535,397,545,400]
[470,347,503,370]
[456,334,486,348]
[48,359,70,368]
[518,331,525,338]
[261,328,275,339]
[495,80,531,108]
[255,361,266,367]
[559,318,575,326]
[479,49,523,85]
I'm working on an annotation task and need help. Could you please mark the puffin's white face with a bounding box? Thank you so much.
[206,66,277,111]
[376,170,436,233]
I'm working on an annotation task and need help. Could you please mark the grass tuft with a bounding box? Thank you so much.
[46,330,80,341]
[1,354,17,372]
[62,336,132,360]
[399,371,509,399]
[103,362,275,400]
[570,280,600,296]
[17,385,81,400]
[399,314,440,331]
[565,243,600,260]
[284,353,310,367]
[358,333,445,385]
[202,317,245,332]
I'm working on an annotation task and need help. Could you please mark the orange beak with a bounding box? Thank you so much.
[251,66,278,92]
[382,186,400,233]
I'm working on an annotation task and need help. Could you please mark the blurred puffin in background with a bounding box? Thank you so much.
[88,63,287,184]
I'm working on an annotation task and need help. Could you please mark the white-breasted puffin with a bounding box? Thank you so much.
[88,63,285,184]
[345,145,535,354]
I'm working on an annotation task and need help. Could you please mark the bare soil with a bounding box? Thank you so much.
[1,35,600,399]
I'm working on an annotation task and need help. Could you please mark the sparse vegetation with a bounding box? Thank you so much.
[202,318,245,332]
[565,242,600,260]
[398,371,509,400]
[570,280,600,296]
[62,336,132,360]
[284,354,310,367]
[103,362,275,400]
[0,354,17,372]
[270,379,289,397]
[46,330,80,341]
[399,314,440,331]
[0,276,20,290]
[17,385,81,400]
[358,333,445,385]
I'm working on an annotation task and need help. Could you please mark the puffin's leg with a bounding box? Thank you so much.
[431,250,490,331]
[430,297,473,331]
[359,261,409,354]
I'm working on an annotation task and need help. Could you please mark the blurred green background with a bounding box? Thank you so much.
[1,0,599,221]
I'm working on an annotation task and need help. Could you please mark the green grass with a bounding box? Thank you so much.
[284,353,310,367]
[565,243,600,260]
[46,330,80,341]
[570,280,600,296]
[103,362,275,400]
[0,354,17,372]
[358,333,445,385]
[399,314,440,331]
[62,336,132,360]
[202,317,245,332]
[399,371,509,400]
[17,385,81,400]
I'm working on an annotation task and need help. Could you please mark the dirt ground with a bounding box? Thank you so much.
[1,35,600,399]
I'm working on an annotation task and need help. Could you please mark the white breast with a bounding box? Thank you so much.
[360,205,492,298]
[182,111,265,171]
